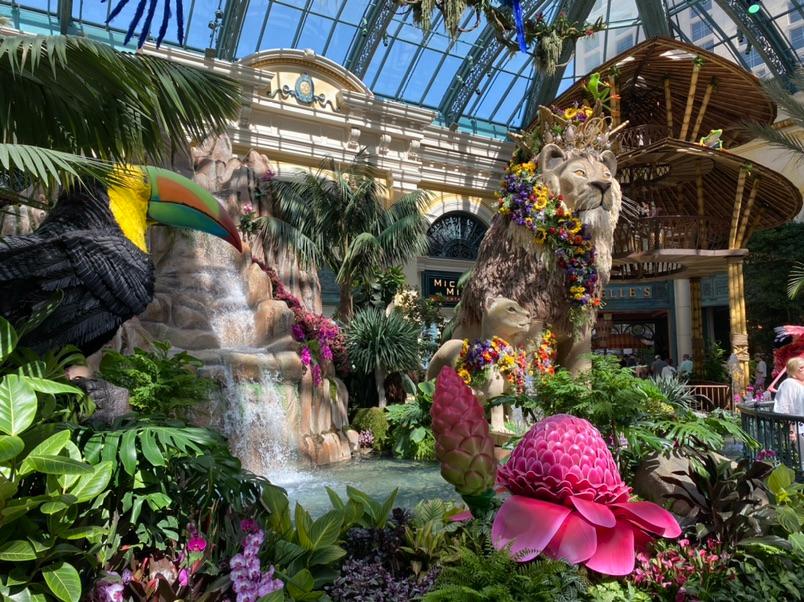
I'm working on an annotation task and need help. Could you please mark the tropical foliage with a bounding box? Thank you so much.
[345,307,421,407]
[258,153,429,319]
[0,34,240,205]
[99,341,215,417]
[745,223,804,352]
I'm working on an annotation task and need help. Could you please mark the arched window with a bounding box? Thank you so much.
[427,211,488,260]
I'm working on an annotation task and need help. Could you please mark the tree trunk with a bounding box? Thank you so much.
[375,366,387,408]
[336,282,353,321]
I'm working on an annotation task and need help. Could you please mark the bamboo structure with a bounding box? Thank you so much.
[735,178,760,248]
[663,77,674,137]
[728,167,749,249]
[689,78,717,143]
[727,258,750,394]
[679,59,702,141]
[690,277,704,379]
[608,74,621,127]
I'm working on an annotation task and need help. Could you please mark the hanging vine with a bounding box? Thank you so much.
[399,1,606,74]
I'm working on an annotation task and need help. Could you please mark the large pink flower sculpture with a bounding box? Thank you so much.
[492,414,681,576]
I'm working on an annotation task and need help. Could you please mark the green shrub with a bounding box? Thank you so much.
[385,380,436,461]
[352,407,389,451]
[99,340,215,417]
[423,544,589,601]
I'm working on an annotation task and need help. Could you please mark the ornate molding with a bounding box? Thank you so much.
[266,73,337,111]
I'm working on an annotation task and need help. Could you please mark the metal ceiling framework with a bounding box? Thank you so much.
[5,0,803,135]
[343,0,397,78]
[713,0,800,80]
[523,0,597,127]
[438,0,550,128]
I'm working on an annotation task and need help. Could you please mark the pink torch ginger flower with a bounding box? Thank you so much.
[492,414,680,576]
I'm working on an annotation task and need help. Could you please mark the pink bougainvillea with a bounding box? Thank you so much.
[252,259,349,383]
[492,414,680,576]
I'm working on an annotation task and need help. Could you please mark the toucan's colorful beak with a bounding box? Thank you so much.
[144,167,242,252]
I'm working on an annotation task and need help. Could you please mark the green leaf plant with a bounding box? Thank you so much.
[0,316,111,601]
[259,483,399,600]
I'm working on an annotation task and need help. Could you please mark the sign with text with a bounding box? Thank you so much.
[422,270,464,306]
[602,286,653,299]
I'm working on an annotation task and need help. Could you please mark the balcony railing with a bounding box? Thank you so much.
[737,403,804,481]
[614,215,731,256]
[617,124,669,153]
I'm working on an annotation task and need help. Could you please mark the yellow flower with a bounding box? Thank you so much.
[533,196,547,210]
[534,230,547,243]
[583,106,594,118]
[458,369,472,384]
[563,107,578,120]
[568,218,582,234]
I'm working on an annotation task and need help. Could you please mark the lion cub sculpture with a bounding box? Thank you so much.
[427,297,530,431]
[454,142,622,374]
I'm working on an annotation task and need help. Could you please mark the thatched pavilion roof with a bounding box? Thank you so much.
[617,139,801,230]
[548,37,776,148]
[610,138,801,282]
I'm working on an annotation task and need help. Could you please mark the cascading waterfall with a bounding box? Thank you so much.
[221,365,303,479]
[190,230,308,482]
[194,232,255,349]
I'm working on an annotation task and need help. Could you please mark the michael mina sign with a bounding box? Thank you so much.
[422,270,463,306]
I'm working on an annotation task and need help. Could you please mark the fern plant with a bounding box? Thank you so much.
[99,340,215,417]
[422,543,589,601]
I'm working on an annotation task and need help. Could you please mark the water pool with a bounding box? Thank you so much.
[267,457,461,517]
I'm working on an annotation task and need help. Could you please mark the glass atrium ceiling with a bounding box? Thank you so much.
[2,0,803,138]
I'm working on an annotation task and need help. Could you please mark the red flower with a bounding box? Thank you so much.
[492,415,680,575]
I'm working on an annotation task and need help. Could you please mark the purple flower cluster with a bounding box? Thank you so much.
[89,573,124,602]
[755,448,778,463]
[229,521,283,602]
[253,259,350,381]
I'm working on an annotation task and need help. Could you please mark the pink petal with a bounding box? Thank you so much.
[611,501,681,538]
[492,496,571,562]
[544,512,597,564]
[570,496,616,528]
[449,510,474,523]
[584,522,636,576]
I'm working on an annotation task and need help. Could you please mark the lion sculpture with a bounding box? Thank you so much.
[453,142,622,374]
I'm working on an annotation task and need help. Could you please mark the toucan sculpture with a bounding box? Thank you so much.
[0,167,242,355]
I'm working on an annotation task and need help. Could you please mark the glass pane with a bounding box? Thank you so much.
[323,22,357,65]
[296,14,334,54]
[400,48,443,100]
[257,3,302,50]
[372,40,419,96]
[421,53,462,106]
[183,0,220,50]
[237,0,271,56]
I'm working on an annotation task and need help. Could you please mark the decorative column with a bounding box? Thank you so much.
[727,258,749,396]
[690,277,705,379]
[673,279,692,364]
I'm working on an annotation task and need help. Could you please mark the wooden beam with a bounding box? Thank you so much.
[735,177,760,248]
[728,166,748,249]
[727,258,750,399]
[663,77,674,137]
[689,78,717,143]
[609,74,620,128]
[679,59,702,141]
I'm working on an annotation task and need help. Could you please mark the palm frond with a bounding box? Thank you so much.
[254,215,320,270]
[742,122,804,161]
[0,144,122,205]
[788,261,804,299]
[345,308,420,373]
[0,35,240,163]
[376,213,429,265]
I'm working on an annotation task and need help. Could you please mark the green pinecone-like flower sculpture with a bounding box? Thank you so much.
[432,366,498,503]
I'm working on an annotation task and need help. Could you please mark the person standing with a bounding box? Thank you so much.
[661,359,677,379]
[754,353,767,389]
[650,354,668,376]
[773,356,804,468]
[678,354,694,379]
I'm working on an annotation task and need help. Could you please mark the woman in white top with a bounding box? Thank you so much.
[772,356,804,468]
[773,356,804,416]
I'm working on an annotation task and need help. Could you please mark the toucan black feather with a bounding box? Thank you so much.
[0,184,154,356]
